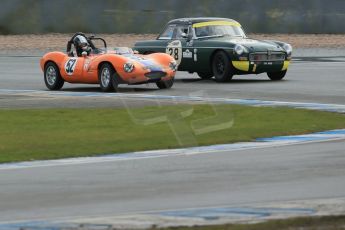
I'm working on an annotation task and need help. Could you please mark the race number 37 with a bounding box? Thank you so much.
[65,58,77,75]
[166,40,182,65]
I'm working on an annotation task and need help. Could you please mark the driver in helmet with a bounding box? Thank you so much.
[67,33,92,57]
[73,35,91,57]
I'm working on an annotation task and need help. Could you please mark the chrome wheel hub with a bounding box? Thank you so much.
[216,56,225,75]
[101,68,111,87]
[46,66,57,86]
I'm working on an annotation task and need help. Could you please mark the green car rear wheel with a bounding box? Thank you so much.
[197,72,213,79]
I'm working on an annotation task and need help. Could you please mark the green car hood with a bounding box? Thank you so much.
[205,37,285,53]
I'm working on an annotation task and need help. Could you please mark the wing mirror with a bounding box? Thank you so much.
[181,32,193,41]
[181,33,188,38]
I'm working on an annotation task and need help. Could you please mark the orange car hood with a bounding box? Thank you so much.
[123,54,164,71]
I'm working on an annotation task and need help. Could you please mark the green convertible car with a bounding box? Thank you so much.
[133,17,292,82]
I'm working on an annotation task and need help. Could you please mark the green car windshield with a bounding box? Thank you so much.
[193,21,246,38]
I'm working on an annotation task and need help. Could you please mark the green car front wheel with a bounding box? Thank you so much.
[212,51,234,82]
[156,78,174,89]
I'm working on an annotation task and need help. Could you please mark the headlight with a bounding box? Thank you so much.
[123,62,134,73]
[234,44,246,55]
[282,43,292,55]
[169,61,178,71]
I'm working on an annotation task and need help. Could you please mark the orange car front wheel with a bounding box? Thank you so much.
[156,77,174,89]
[98,63,118,92]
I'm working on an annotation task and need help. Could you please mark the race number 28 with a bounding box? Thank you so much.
[166,40,182,65]
[168,47,179,61]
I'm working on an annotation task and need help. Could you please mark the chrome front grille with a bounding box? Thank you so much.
[249,52,286,62]
[145,71,166,79]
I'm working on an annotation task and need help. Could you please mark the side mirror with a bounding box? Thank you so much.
[133,50,139,54]
[82,51,87,57]
[181,33,188,39]
[181,33,193,41]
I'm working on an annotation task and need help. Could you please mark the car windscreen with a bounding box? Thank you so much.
[158,25,175,40]
[194,23,246,38]
[114,47,134,55]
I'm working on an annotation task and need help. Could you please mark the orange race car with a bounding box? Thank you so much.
[40,32,177,92]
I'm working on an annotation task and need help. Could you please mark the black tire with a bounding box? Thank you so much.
[44,62,64,90]
[98,63,118,92]
[212,51,234,82]
[197,72,213,79]
[267,70,287,81]
[156,78,174,89]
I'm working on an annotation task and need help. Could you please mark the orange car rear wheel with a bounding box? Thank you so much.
[98,63,118,92]
[44,62,64,90]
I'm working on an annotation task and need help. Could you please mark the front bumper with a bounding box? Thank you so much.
[119,68,175,84]
[232,61,290,74]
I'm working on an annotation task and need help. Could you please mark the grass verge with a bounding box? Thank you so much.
[151,215,345,230]
[0,104,344,163]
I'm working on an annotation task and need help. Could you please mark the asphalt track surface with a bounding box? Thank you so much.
[0,51,345,226]
[0,54,345,108]
[0,140,344,222]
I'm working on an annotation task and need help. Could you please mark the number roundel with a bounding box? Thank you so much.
[166,40,182,65]
[64,58,78,76]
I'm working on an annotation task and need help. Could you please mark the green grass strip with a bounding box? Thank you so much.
[0,104,344,163]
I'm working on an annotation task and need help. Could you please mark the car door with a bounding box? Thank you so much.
[175,25,197,71]
[186,38,212,74]
[163,24,198,72]
[61,56,86,83]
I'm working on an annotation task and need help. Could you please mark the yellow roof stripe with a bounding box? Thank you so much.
[192,21,241,28]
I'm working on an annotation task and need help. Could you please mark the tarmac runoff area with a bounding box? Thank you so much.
[1,198,345,229]
[1,48,345,108]
[0,48,345,229]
